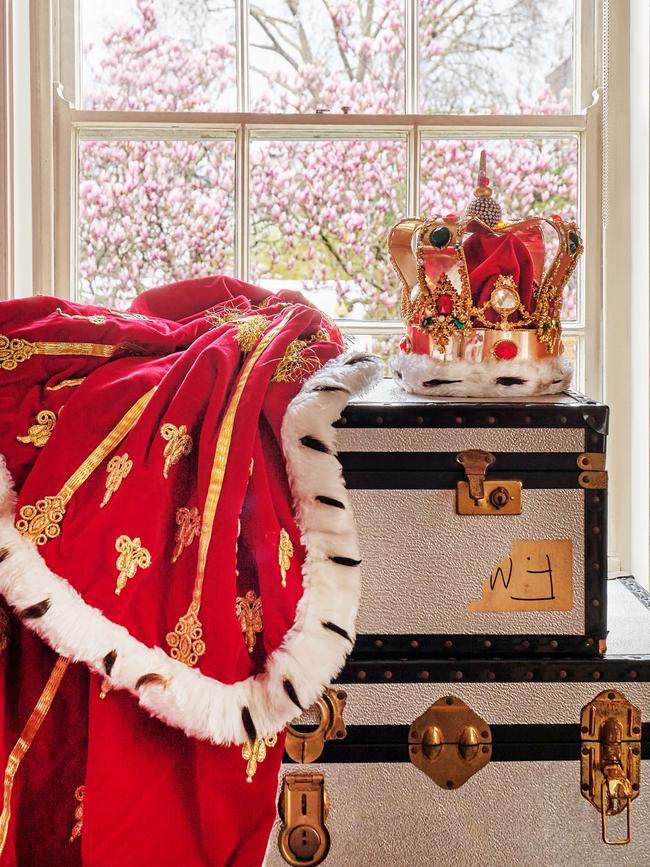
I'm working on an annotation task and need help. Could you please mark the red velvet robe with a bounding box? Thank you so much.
[0,276,343,866]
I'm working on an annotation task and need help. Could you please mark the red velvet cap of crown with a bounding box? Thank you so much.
[463,230,535,325]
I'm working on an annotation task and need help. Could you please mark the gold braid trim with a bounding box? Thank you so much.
[0,656,70,857]
[46,378,86,391]
[16,388,156,545]
[0,334,115,371]
[166,311,293,667]
[271,329,329,383]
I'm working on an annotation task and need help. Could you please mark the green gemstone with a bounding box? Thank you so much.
[429,226,451,248]
[568,231,580,254]
[422,316,434,327]
[452,318,464,329]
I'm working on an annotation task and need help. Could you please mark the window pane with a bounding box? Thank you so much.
[248,1,405,113]
[249,137,407,319]
[77,138,235,308]
[80,0,237,111]
[419,137,579,322]
[418,0,574,114]
[562,334,583,391]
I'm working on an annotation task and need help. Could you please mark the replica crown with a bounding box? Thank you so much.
[389,150,583,397]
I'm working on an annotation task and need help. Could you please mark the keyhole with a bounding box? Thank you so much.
[301,794,307,815]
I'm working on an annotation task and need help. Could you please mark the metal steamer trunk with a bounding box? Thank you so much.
[336,380,608,659]
[266,578,650,867]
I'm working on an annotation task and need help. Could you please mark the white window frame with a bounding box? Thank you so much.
[8,0,649,582]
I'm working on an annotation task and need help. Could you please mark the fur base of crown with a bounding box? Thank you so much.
[390,352,573,398]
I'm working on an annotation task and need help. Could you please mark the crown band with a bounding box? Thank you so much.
[404,325,564,363]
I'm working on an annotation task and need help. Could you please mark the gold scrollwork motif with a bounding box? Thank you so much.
[101,453,133,508]
[16,493,69,546]
[68,785,85,843]
[56,307,107,325]
[46,378,86,391]
[16,410,57,448]
[114,535,151,595]
[0,609,9,655]
[236,590,263,654]
[172,506,201,563]
[160,423,193,480]
[0,335,36,371]
[165,601,206,667]
[242,734,278,783]
[278,528,294,588]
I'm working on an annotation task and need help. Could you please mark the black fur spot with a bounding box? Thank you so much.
[495,376,527,387]
[344,353,375,366]
[394,370,403,379]
[315,495,345,509]
[283,679,304,711]
[19,599,51,619]
[313,385,350,394]
[241,707,257,743]
[300,435,331,454]
[422,378,463,387]
[322,621,352,643]
[135,673,167,690]
[0,548,9,563]
[329,555,361,567]
[103,650,117,676]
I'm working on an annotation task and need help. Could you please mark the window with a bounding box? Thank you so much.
[48,0,600,390]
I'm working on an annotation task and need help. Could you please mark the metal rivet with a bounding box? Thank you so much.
[593,526,601,535]
[592,671,601,680]
[581,783,590,791]
[455,416,463,424]
[410,639,419,649]
[487,671,496,681]
[375,639,383,648]
[582,747,590,756]
[629,670,638,679]
[559,670,568,679]
[481,730,489,739]
[376,416,384,425]
[592,599,600,607]
[521,640,530,649]
[633,725,641,735]
[593,495,601,505]
[445,697,454,706]
[607,692,616,700]
[454,671,463,681]
[586,638,595,646]
[416,416,424,425]
[632,747,640,756]
[339,417,347,425]
[550,640,559,649]
[592,562,601,571]
[559,416,568,424]
[410,745,418,754]
[444,640,453,649]
[483,640,492,649]
[357,670,366,680]
[524,415,533,424]
[581,725,589,734]
[384,670,393,680]
[632,783,640,791]
[419,670,430,680]
[445,780,454,789]
[481,745,489,754]
[487,416,496,425]
[525,671,534,680]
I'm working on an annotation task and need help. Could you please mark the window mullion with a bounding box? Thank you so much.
[236,122,249,282]
[404,0,417,114]
[237,0,249,114]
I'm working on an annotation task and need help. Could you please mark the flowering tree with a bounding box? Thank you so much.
[80,0,577,320]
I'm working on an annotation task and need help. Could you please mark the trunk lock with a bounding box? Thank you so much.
[580,689,642,845]
[278,772,330,866]
[456,449,522,515]
[285,687,348,764]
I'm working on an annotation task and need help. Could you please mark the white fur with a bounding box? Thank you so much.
[391,352,572,398]
[0,353,382,745]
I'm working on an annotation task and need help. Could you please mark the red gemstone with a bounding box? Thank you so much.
[493,340,518,360]
[444,213,457,221]
[436,294,453,316]
[478,176,490,187]
[400,336,412,353]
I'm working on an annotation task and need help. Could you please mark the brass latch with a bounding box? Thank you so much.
[409,696,492,789]
[278,772,330,866]
[456,449,522,515]
[285,688,347,764]
[577,453,608,490]
[580,689,642,845]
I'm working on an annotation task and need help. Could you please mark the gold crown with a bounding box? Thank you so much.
[389,151,583,365]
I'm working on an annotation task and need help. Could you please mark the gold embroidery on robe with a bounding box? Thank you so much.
[278,528,294,588]
[242,734,278,783]
[236,590,263,653]
[165,601,206,667]
[206,301,249,328]
[16,410,57,448]
[0,656,69,857]
[0,333,115,371]
[114,535,151,595]
[46,378,86,391]
[233,315,268,352]
[68,785,85,843]
[16,389,156,545]
[101,453,133,508]
[160,423,192,479]
[172,506,200,563]
[0,609,9,655]
[57,307,107,325]
[271,329,329,383]
[168,312,293,667]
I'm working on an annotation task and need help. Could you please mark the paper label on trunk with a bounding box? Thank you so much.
[467,539,573,612]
